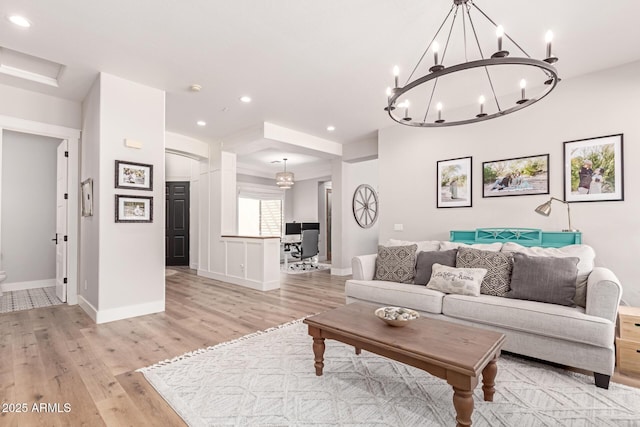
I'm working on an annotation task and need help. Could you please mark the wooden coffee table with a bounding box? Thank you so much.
[303,303,506,427]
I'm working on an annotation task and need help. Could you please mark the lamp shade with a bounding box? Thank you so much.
[534,200,552,216]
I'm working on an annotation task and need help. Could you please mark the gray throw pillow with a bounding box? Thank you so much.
[414,249,457,285]
[506,253,579,307]
[374,244,417,284]
[456,247,513,296]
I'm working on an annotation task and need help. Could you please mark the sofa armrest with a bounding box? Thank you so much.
[586,267,623,323]
[352,254,377,281]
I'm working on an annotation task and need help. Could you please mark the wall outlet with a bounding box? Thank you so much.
[394,224,404,231]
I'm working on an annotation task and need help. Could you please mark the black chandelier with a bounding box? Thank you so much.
[385,0,560,127]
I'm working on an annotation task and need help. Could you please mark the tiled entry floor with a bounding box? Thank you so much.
[0,286,63,314]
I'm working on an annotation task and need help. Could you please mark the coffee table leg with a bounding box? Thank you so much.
[482,356,498,402]
[355,347,361,355]
[452,387,474,427]
[312,337,325,376]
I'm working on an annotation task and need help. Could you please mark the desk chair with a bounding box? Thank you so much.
[290,229,319,271]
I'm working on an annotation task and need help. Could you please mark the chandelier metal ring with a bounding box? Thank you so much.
[387,57,559,127]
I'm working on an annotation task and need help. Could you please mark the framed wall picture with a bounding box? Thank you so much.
[564,134,624,202]
[81,178,93,217]
[115,160,153,190]
[437,156,472,208]
[115,195,153,223]
[482,154,549,198]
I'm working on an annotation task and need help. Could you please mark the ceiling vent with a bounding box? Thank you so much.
[0,46,65,87]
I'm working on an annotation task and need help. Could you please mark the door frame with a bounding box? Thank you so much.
[0,115,80,305]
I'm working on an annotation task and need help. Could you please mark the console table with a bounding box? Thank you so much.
[450,228,581,248]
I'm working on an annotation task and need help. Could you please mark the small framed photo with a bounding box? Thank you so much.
[81,178,93,217]
[115,195,153,223]
[564,134,624,202]
[437,156,472,208]
[482,154,549,198]
[115,160,153,191]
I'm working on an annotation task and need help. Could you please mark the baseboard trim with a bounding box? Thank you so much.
[78,296,165,324]
[198,269,280,291]
[78,295,98,322]
[189,262,198,270]
[330,267,352,276]
[1,278,56,292]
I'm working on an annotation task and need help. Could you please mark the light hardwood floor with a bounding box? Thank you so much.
[1,268,638,426]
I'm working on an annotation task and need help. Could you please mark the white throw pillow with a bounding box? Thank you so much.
[440,241,503,252]
[426,263,487,297]
[385,239,441,253]
[500,242,595,308]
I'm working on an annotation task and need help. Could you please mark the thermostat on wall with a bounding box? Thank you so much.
[124,138,143,149]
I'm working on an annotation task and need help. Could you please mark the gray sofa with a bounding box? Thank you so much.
[345,242,623,388]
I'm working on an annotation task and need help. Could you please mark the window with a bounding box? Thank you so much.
[238,197,283,237]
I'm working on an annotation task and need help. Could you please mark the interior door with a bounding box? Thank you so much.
[326,188,332,261]
[166,181,190,266]
[55,140,68,302]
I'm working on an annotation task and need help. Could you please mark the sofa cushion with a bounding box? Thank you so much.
[440,241,503,252]
[442,294,614,348]
[345,279,445,314]
[414,249,457,285]
[506,253,579,307]
[426,264,487,297]
[385,239,440,253]
[374,244,417,283]
[501,242,595,307]
[456,248,513,296]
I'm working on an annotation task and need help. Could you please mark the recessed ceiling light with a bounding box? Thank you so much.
[239,96,252,103]
[196,120,206,126]
[327,126,336,132]
[8,15,31,28]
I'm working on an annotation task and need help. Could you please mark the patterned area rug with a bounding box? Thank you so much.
[0,286,62,314]
[139,320,640,426]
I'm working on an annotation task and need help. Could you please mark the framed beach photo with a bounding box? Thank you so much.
[115,195,153,223]
[115,160,153,191]
[437,156,472,208]
[482,154,549,198]
[564,134,624,202]
[81,178,93,217]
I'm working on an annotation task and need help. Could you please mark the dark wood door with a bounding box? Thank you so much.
[166,181,190,266]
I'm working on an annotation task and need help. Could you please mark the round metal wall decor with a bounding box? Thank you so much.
[352,184,378,228]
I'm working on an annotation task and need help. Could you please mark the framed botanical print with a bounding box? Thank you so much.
[482,154,549,198]
[564,134,624,202]
[115,160,153,191]
[115,195,153,223]
[437,156,472,208]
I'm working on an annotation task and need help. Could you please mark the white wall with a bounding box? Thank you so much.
[379,60,640,306]
[0,83,81,129]
[80,78,101,307]
[1,130,58,284]
[331,158,379,274]
[166,151,200,269]
[80,73,166,323]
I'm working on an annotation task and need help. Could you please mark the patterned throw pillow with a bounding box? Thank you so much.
[426,263,487,297]
[374,244,418,283]
[456,247,513,296]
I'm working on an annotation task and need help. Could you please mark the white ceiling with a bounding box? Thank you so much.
[1,0,640,169]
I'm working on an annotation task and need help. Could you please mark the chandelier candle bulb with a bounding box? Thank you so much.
[477,95,487,117]
[393,66,400,88]
[435,102,445,123]
[403,100,411,121]
[545,31,553,58]
[433,42,440,65]
[496,25,504,51]
[517,79,529,104]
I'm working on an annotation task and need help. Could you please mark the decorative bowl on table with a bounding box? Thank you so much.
[374,306,420,327]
